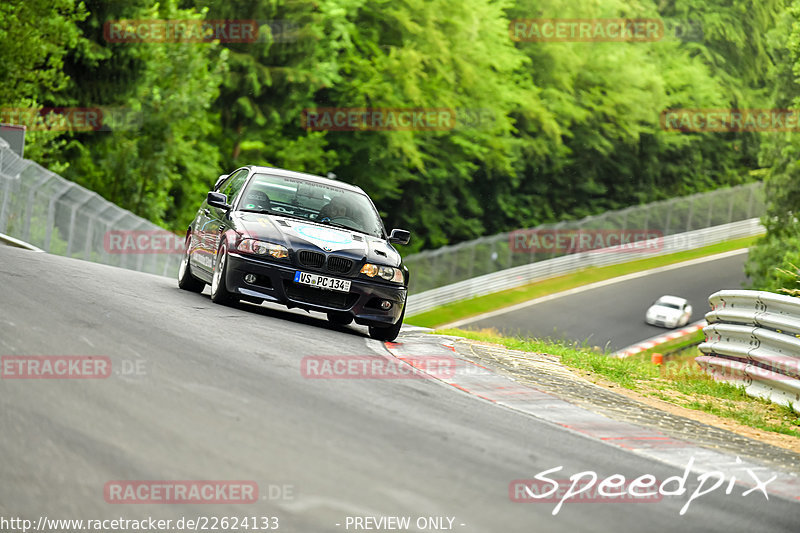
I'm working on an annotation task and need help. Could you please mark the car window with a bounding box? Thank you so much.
[215,168,243,193]
[221,169,249,202]
[240,173,385,238]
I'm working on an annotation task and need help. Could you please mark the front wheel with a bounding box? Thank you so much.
[210,244,236,305]
[368,305,405,342]
[177,240,206,293]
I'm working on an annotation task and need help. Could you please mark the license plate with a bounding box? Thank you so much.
[294,271,351,292]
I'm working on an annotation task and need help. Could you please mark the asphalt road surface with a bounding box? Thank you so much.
[462,251,749,352]
[1,245,797,532]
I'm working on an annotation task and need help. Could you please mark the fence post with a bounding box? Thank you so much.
[746,186,755,219]
[22,172,55,242]
[685,196,694,232]
[0,172,13,234]
[65,192,96,257]
[44,182,74,252]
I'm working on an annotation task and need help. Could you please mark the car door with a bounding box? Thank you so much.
[192,169,248,275]
[206,169,250,268]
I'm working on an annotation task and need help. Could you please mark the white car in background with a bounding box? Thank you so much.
[645,295,692,328]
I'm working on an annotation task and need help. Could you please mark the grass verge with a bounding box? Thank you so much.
[407,235,759,328]
[635,329,706,362]
[435,327,800,438]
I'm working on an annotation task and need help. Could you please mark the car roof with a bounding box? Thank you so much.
[246,165,366,195]
[655,295,688,305]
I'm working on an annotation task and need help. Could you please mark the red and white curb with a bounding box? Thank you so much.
[384,335,800,503]
[613,320,707,358]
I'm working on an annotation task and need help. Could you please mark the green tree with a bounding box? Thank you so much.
[32,0,226,229]
[745,0,800,291]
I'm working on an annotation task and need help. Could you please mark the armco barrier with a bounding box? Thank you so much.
[698,290,800,413]
[404,182,764,294]
[406,218,763,316]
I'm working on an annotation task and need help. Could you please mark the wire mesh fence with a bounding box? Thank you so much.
[0,139,765,291]
[0,141,182,277]
[404,182,765,294]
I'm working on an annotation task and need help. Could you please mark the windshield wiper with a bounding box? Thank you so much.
[239,208,308,222]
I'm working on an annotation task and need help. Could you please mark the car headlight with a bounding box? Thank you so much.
[237,239,288,259]
[360,263,404,283]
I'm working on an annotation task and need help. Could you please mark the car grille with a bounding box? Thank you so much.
[327,256,353,274]
[297,250,325,268]
[296,250,354,274]
[284,282,358,310]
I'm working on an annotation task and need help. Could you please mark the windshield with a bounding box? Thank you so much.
[656,300,681,310]
[239,173,385,238]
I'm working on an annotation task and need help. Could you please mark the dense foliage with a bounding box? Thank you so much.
[745,0,800,291]
[1,0,797,276]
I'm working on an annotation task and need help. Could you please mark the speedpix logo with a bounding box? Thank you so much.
[511,457,775,516]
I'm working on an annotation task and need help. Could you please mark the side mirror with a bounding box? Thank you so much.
[207,191,231,210]
[213,174,229,190]
[388,229,411,245]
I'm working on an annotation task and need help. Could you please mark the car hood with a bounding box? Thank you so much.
[233,212,402,267]
[647,305,683,318]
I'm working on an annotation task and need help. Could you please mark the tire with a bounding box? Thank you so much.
[210,244,236,305]
[177,240,206,293]
[327,312,353,326]
[368,304,405,342]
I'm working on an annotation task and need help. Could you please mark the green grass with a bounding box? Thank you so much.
[436,327,800,438]
[408,235,759,328]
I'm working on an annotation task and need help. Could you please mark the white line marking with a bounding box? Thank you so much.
[0,232,45,252]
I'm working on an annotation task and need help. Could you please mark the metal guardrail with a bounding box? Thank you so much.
[406,218,764,316]
[699,290,800,413]
[404,182,765,294]
[0,142,181,277]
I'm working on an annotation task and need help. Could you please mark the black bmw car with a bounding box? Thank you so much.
[178,165,411,341]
